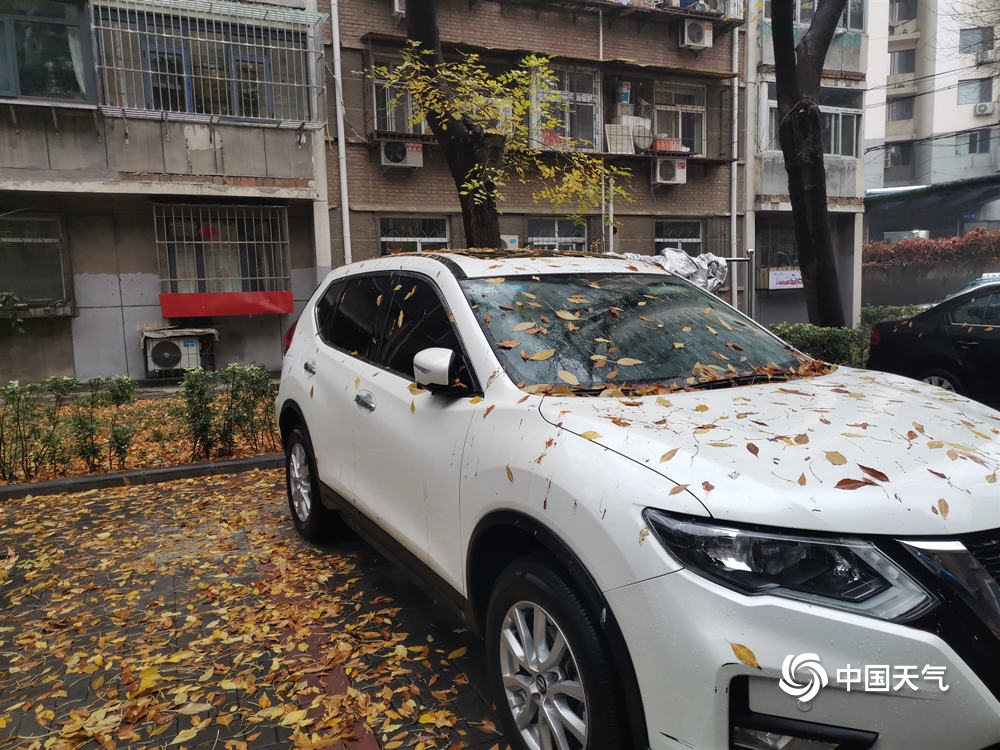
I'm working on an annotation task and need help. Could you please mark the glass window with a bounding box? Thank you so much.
[379,218,449,254]
[373,58,426,135]
[960,27,995,55]
[153,204,291,295]
[380,273,472,389]
[526,218,587,251]
[765,84,861,157]
[958,78,993,105]
[890,0,917,22]
[655,221,703,256]
[963,129,992,154]
[890,48,916,74]
[93,5,321,121]
[0,1,88,101]
[884,141,913,167]
[764,0,864,30]
[654,83,705,155]
[538,66,601,151]
[325,275,392,361]
[0,216,72,310]
[887,96,915,121]
[950,293,1000,326]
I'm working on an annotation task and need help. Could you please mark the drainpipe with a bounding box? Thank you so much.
[730,26,740,309]
[330,0,353,264]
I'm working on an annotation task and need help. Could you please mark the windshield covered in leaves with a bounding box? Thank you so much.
[462,273,821,395]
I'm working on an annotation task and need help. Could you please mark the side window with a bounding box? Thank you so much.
[380,274,473,390]
[315,279,347,344]
[325,275,391,360]
[950,294,992,326]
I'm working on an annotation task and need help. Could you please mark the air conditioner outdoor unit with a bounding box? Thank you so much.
[974,102,995,116]
[145,337,200,374]
[380,140,423,168]
[392,0,405,16]
[655,157,687,184]
[681,19,713,50]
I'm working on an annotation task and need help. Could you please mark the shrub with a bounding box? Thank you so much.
[863,227,1000,267]
[769,323,866,367]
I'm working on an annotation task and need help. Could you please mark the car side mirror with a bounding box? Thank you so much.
[413,347,455,388]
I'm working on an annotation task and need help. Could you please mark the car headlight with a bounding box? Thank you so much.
[643,509,936,622]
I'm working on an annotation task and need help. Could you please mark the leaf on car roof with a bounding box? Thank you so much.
[487,277,505,283]
[834,477,876,490]
[825,451,847,466]
[937,498,949,519]
[859,464,889,482]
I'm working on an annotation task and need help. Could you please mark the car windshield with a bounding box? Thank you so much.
[461,272,824,395]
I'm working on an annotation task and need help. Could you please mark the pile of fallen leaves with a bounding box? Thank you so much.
[0,469,505,749]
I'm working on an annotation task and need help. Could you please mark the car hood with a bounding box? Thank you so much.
[538,367,1000,536]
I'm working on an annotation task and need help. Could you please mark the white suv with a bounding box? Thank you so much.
[276,251,1000,750]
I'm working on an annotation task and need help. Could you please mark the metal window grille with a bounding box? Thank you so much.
[379,217,449,253]
[153,204,291,294]
[526,218,586,251]
[93,0,325,125]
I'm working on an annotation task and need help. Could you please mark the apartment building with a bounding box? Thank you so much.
[2,0,750,383]
[329,0,747,283]
[743,0,869,325]
[864,0,1000,239]
[0,0,330,383]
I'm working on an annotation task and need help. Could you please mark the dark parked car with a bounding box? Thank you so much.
[867,281,1000,405]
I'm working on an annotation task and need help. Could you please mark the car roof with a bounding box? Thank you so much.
[411,249,675,279]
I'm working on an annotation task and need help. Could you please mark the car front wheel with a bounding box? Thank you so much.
[285,424,334,542]
[485,556,628,750]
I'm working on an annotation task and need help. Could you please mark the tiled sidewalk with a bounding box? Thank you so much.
[0,468,507,750]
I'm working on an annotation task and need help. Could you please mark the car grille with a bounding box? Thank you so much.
[963,529,1000,583]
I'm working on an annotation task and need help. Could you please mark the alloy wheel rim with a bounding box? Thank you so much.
[498,600,588,750]
[288,441,312,522]
[923,375,955,391]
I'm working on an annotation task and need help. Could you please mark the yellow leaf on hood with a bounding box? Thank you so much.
[580,431,601,440]
[825,450,847,466]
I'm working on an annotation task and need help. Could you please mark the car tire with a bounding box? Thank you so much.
[485,555,628,750]
[285,424,335,542]
[919,368,962,393]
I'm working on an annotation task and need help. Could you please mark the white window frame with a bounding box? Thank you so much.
[653,82,706,156]
[534,65,601,152]
[764,83,861,157]
[379,217,450,254]
[763,0,864,30]
[526,218,587,251]
[889,0,917,23]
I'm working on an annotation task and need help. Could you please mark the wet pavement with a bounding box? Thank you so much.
[0,466,509,750]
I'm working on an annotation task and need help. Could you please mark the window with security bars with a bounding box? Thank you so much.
[153,205,291,295]
[527,218,587,251]
[379,218,449,254]
[0,216,73,312]
[92,0,324,122]
[655,221,703,256]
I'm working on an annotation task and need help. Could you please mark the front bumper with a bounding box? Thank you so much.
[606,567,1000,750]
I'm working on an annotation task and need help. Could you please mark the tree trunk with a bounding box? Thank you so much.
[406,0,503,249]
[771,0,847,327]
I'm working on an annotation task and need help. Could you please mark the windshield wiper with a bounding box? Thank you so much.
[687,372,790,390]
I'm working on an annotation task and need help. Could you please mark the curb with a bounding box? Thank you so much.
[0,454,284,501]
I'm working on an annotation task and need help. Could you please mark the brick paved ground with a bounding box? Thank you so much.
[0,468,508,750]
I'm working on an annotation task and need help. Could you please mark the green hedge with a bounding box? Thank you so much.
[769,304,925,368]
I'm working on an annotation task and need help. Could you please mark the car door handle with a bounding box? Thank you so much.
[354,391,376,412]
[303,360,317,375]
[956,340,980,347]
